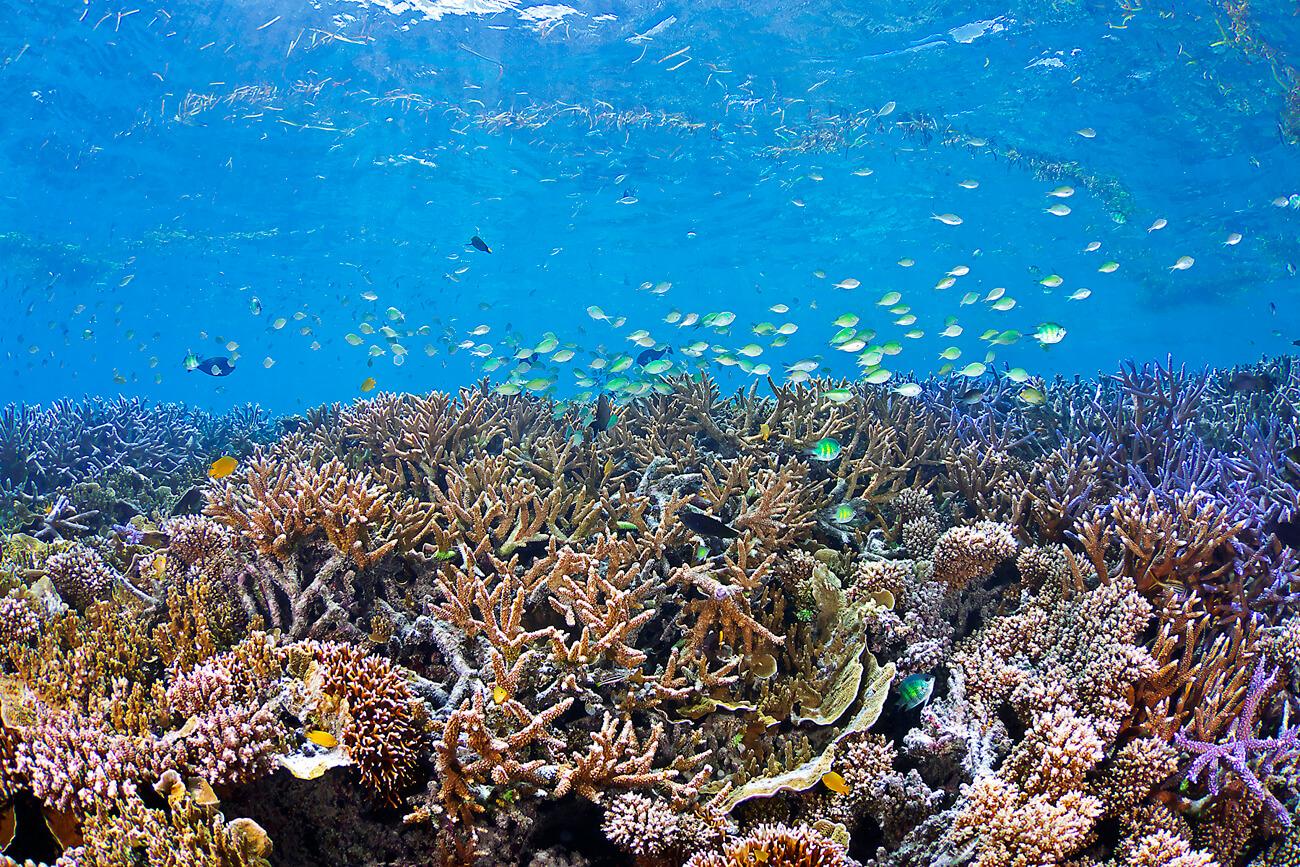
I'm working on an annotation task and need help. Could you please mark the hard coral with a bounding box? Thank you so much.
[43,544,118,608]
[683,823,856,867]
[308,641,424,800]
[931,521,1016,590]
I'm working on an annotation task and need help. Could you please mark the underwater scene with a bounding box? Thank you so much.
[3,0,1300,865]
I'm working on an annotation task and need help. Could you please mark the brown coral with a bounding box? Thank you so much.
[43,544,118,608]
[308,641,423,801]
[931,521,1017,590]
[683,823,855,867]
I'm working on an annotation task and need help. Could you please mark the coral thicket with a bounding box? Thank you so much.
[0,357,1298,865]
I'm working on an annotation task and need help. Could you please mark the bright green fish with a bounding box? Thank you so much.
[833,503,856,524]
[824,388,853,404]
[1034,322,1068,345]
[896,673,934,710]
[807,437,843,461]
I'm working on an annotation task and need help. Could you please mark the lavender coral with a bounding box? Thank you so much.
[0,358,1297,865]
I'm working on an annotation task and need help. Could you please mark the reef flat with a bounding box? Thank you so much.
[1,359,1300,866]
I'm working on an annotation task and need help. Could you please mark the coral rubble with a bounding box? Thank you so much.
[0,357,1299,865]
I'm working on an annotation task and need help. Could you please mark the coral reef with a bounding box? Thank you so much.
[0,357,1298,866]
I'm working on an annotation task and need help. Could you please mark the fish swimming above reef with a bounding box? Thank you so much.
[1033,322,1067,346]
[678,509,739,539]
[191,356,235,377]
[807,437,842,461]
[469,235,492,253]
[207,456,238,479]
[1229,371,1275,394]
[589,392,613,436]
[636,345,672,367]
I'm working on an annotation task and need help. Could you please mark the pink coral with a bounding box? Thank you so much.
[44,545,117,608]
[16,708,162,814]
[602,792,682,858]
[167,700,284,787]
[0,590,41,644]
[931,521,1016,590]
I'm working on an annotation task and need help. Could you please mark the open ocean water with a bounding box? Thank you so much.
[5,3,1300,867]
[1,0,1298,409]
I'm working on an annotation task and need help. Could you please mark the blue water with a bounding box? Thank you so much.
[2,0,1298,413]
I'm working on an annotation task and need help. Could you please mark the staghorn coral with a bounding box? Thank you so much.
[1175,660,1300,826]
[205,453,433,568]
[1,360,1300,865]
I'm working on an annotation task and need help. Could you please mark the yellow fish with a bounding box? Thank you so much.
[360,377,377,393]
[305,730,338,749]
[821,770,852,795]
[492,685,508,704]
[759,423,771,442]
[207,456,238,479]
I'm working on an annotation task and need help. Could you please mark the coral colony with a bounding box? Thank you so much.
[1,358,1300,866]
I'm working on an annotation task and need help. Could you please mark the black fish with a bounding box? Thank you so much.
[679,509,739,539]
[1229,371,1274,394]
[1271,517,1300,549]
[636,345,672,367]
[196,357,235,377]
[589,393,612,435]
[170,486,205,517]
[469,235,492,253]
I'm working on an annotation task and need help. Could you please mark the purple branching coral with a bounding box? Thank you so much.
[1175,659,1300,825]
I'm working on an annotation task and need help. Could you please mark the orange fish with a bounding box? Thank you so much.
[305,730,338,749]
[207,456,238,479]
[821,771,851,795]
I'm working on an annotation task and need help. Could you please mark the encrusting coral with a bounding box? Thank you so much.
[0,357,1298,866]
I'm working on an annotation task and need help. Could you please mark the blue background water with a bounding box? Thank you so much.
[1,0,1297,413]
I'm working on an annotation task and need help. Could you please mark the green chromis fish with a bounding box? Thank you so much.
[832,503,855,524]
[807,437,842,461]
[896,673,935,710]
[182,350,200,372]
[1034,322,1067,346]
[1018,386,1046,406]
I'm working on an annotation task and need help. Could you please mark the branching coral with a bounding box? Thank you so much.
[1176,660,1300,826]
[3,360,1300,866]
[682,823,855,867]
